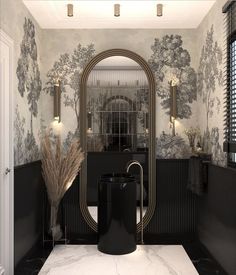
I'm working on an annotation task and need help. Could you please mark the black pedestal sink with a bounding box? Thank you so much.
[98,173,137,255]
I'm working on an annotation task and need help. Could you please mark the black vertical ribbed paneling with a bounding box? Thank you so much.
[62,177,95,240]
[197,164,236,275]
[14,161,44,266]
[43,159,197,242]
[146,159,196,237]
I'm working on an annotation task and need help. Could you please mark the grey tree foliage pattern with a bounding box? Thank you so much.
[14,105,26,166]
[15,18,41,166]
[44,44,96,131]
[24,131,40,163]
[156,132,190,159]
[197,25,226,166]
[16,17,42,133]
[149,35,197,119]
[14,105,40,165]
[210,127,226,166]
[63,129,80,152]
[197,25,223,130]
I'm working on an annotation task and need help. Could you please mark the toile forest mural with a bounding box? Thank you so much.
[148,34,197,159]
[197,25,226,166]
[15,18,41,166]
[43,44,96,151]
[14,17,226,167]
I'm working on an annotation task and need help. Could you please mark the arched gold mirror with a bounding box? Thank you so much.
[80,49,156,232]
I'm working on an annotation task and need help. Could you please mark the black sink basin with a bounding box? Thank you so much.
[98,173,137,255]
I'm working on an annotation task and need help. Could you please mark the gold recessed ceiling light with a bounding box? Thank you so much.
[67,4,74,17]
[156,4,163,17]
[114,4,120,17]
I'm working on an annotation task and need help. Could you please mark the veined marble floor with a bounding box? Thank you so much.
[39,245,199,275]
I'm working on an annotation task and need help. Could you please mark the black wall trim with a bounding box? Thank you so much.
[146,159,197,241]
[15,158,198,262]
[14,159,41,170]
[60,158,197,243]
[197,164,236,275]
[15,159,236,275]
[14,160,44,267]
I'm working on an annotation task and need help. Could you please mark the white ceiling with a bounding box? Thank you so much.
[23,0,216,29]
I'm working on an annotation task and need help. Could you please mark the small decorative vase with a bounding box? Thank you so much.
[188,137,195,154]
[50,201,63,241]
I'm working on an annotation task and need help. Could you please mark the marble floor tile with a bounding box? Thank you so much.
[39,245,198,275]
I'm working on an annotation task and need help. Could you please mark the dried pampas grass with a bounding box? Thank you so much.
[41,132,84,241]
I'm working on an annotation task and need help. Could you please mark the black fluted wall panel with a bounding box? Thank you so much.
[15,159,197,251]
[14,161,44,267]
[146,159,196,238]
[62,177,95,239]
[61,158,197,241]
[197,164,236,275]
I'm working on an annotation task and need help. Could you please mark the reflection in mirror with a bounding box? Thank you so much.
[86,56,149,223]
[87,56,149,153]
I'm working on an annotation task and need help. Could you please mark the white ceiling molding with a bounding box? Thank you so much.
[23,0,216,29]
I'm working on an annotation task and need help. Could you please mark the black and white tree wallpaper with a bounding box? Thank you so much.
[42,35,199,159]
[148,34,196,158]
[13,16,226,166]
[149,34,197,119]
[156,132,190,159]
[197,25,226,166]
[14,105,26,165]
[15,18,41,166]
[43,44,96,150]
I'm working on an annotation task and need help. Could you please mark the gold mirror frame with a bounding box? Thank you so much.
[79,49,156,232]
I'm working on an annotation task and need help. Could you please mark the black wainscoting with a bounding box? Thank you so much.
[62,176,95,241]
[14,161,44,267]
[60,158,197,243]
[145,159,197,242]
[14,158,198,262]
[197,164,236,275]
[15,158,236,275]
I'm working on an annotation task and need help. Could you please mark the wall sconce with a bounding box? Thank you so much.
[156,4,163,17]
[67,4,74,17]
[170,81,177,136]
[114,4,120,17]
[145,112,149,134]
[87,111,92,131]
[54,82,61,123]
